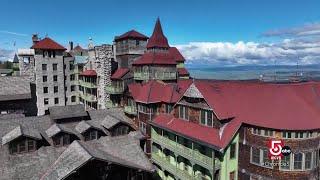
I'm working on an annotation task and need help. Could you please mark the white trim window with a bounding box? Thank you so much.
[179,106,188,120]
[250,147,273,168]
[251,128,274,137]
[139,121,147,135]
[293,153,303,170]
[138,104,148,113]
[200,109,213,127]
[280,151,317,171]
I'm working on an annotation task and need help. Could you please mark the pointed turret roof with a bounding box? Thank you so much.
[146,18,170,49]
[13,54,19,63]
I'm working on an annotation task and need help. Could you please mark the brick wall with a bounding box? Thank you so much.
[238,126,320,180]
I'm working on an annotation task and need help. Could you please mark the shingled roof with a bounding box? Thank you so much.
[49,104,88,120]
[0,76,31,101]
[45,124,76,138]
[146,18,170,49]
[128,80,192,104]
[31,37,66,50]
[2,125,42,145]
[115,30,149,41]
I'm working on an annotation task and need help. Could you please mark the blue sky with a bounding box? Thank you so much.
[1,0,320,66]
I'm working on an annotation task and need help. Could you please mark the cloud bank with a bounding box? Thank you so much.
[176,23,320,66]
[0,49,15,62]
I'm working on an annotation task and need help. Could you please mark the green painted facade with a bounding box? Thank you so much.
[219,134,239,180]
[151,126,240,180]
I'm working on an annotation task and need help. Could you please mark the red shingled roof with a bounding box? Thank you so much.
[133,47,185,65]
[147,18,170,49]
[73,45,84,51]
[152,80,320,150]
[80,70,97,76]
[169,47,185,62]
[128,80,192,103]
[132,52,177,65]
[115,30,149,41]
[177,68,189,76]
[31,37,66,50]
[152,114,242,150]
[111,68,130,80]
[192,80,320,130]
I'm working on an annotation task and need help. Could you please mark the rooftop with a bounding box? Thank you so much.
[31,37,67,50]
[115,30,149,41]
[146,18,170,49]
[0,76,31,101]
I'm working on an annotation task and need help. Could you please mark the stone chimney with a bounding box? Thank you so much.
[69,41,74,51]
[32,34,39,45]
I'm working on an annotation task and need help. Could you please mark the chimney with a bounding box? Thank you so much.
[32,34,39,45]
[69,41,74,51]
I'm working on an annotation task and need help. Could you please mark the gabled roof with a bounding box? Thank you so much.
[184,82,203,98]
[73,45,84,51]
[128,80,192,104]
[80,69,97,76]
[152,114,242,151]
[0,76,31,101]
[31,37,66,50]
[146,18,170,49]
[115,30,149,41]
[177,67,189,76]
[190,80,320,130]
[75,121,92,134]
[41,136,154,179]
[111,68,130,80]
[45,124,75,138]
[49,104,88,120]
[2,125,42,145]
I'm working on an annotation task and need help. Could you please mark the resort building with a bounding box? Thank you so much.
[18,35,79,115]
[150,80,320,180]
[0,105,154,180]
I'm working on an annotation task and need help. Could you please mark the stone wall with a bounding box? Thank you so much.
[34,50,66,115]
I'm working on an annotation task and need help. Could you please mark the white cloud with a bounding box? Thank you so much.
[0,49,15,62]
[0,30,28,37]
[175,39,320,66]
[262,22,320,37]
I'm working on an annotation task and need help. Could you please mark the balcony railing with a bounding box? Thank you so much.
[79,92,97,102]
[154,72,176,80]
[105,101,118,108]
[152,153,193,180]
[152,129,221,170]
[124,105,137,115]
[134,72,150,80]
[79,80,97,88]
[105,85,124,94]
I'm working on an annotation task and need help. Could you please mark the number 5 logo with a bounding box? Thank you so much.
[268,140,283,156]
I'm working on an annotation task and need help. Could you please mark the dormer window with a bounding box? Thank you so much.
[84,130,98,141]
[53,134,70,147]
[200,109,213,127]
[179,106,188,120]
[9,138,36,154]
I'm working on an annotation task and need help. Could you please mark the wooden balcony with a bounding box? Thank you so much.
[105,85,124,94]
[79,80,97,88]
[134,72,150,80]
[124,105,137,115]
[151,129,221,170]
